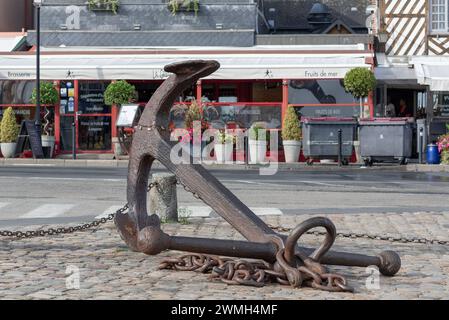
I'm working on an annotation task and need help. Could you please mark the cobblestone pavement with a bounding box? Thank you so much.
[1,212,449,300]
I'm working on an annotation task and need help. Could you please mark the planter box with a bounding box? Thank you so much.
[166,0,200,13]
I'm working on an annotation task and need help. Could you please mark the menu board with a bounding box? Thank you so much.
[116,104,139,127]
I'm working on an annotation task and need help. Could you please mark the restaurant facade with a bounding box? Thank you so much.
[0,45,374,156]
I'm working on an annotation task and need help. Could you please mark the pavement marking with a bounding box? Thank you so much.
[180,206,213,217]
[0,202,10,211]
[11,164,56,167]
[179,206,283,218]
[251,208,283,216]
[20,204,76,219]
[95,206,125,219]
[0,176,124,182]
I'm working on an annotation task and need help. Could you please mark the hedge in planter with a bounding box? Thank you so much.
[344,68,376,118]
[0,107,19,143]
[31,82,59,137]
[104,80,136,106]
[282,106,301,141]
[282,106,302,163]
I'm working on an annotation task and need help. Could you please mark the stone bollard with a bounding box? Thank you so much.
[149,173,178,222]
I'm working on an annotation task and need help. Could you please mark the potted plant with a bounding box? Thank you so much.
[31,82,59,158]
[282,105,302,163]
[344,68,376,163]
[167,0,199,16]
[183,100,206,160]
[104,80,136,157]
[248,123,268,163]
[437,125,449,165]
[344,67,376,119]
[0,107,19,158]
[214,130,234,164]
[88,0,120,14]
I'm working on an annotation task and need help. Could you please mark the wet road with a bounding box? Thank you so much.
[0,166,448,227]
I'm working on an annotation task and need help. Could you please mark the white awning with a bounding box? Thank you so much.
[0,48,371,81]
[411,56,449,91]
[374,53,417,85]
[375,67,417,82]
[0,35,26,52]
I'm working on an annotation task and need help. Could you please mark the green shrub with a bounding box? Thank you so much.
[282,105,301,141]
[442,150,449,165]
[249,124,269,141]
[88,0,120,14]
[216,131,235,144]
[104,80,136,106]
[168,0,199,16]
[184,100,203,129]
[0,107,19,143]
[31,82,59,106]
[344,68,377,98]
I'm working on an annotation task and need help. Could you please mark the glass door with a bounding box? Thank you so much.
[59,80,112,153]
[77,81,112,151]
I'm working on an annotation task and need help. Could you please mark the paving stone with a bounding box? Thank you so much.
[1,212,449,299]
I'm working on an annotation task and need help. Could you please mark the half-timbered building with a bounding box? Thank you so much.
[376,0,449,143]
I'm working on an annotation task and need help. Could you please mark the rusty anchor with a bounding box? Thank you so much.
[115,60,401,292]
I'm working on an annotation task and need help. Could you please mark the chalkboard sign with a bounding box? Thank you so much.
[15,120,44,159]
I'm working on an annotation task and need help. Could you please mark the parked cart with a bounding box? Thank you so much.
[359,118,413,166]
[302,117,357,165]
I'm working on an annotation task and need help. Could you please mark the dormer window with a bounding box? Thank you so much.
[431,0,449,33]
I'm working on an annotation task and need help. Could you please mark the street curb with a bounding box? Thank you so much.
[406,164,449,173]
[2,158,449,172]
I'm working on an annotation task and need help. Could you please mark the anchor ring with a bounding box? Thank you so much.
[284,217,337,266]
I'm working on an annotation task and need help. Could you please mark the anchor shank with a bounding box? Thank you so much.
[300,247,381,268]
[169,236,278,263]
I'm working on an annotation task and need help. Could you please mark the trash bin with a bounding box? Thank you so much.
[301,117,357,165]
[426,144,440,165]
[359,118,413,166]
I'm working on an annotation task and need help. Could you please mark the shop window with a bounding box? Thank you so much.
[0,80,35,104]
[218,84,237,102]
[78,81,111,114]
[59,81,75,115]
[208,104,282,129]
[78,116,112,151]
[129,81,162,103]
[0,106,35,124]
[433,92,449,117]
[289,80,358,104]
[252,81,282,102]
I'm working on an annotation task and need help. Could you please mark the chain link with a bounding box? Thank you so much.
[0,181,160,240]
[2,177,447,247]
[268,225,449,246]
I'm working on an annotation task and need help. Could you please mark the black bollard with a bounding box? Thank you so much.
[72,122,76,160]
[338,129,343,167]
[419,127,424,164]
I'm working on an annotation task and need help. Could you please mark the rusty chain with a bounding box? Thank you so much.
[1,178,448,248]
[268,225,449,247]
[159,248,354,292]
[0,182,156,240]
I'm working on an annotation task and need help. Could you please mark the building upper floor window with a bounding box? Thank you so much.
[431,0,449,33]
